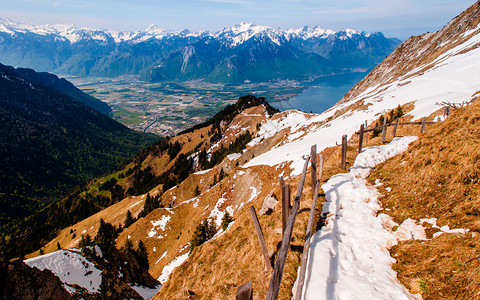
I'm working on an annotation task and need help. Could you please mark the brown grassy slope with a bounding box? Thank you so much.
[370,100,480,299]
[26,194,147,258]
[152,101,438,299]
[152,136,376,299]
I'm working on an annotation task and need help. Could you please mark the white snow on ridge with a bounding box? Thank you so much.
[244,29,480,175]
[24,250,102,294]
[0,18,378,46]
[300,137,420,299]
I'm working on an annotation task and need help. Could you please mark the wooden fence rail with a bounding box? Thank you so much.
[250,206,273,271]
[294,154,324,300]
[359,119,435,134]
[239,114,439,299]
[265,156,311,300]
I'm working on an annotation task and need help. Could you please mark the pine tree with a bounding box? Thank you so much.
[79,234,93,249]
[190,218,217,249]
[194,185,201,197]
[136,240,149,270]
[221,211,233,231]
[219,169,226,181]
[122,239,134,255]
[124,210,136,228]
[93,218,118,256]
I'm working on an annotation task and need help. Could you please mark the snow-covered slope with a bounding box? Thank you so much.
[24,248,161,299]
[299,137,420,299]
[245,1,480,175]
[24,249,103,295]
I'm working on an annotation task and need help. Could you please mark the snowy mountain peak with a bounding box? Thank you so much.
[145,24,167,35]
[215,22,281,46]
[0,17,383,47]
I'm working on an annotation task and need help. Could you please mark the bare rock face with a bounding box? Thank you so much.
[0,255,73,300]
[259,194,278,215]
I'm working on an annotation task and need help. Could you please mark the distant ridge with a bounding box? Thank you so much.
[0,19,400,83]
[0,64,111,115]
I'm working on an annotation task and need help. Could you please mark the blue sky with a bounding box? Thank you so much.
[1,0,477,39]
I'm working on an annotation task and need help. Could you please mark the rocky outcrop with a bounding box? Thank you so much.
[0,255,73,300]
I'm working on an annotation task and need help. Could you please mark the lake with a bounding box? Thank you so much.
[272,71,369,113]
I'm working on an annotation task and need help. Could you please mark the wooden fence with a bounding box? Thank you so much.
[236,114,441,299]
[237,144,323,300]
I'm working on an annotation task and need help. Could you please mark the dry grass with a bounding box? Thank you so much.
[370,99,480,299]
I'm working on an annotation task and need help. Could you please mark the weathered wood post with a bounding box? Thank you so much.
[310,145,317,188]
[266,157,310,300]
[341,135,347,170]
[444,106,450,118]
[381,116,387,143]
[421,117,426,133]
[392,119,398,138]
[294,154,324,300]
[358,124,364,153]
[282,184,291,234]
[249,206,272,271]
[236,281,253,300]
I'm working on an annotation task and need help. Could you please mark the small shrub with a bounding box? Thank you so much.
[221,212,233,231]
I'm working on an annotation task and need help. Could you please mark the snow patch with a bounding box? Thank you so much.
[301,137,420,299]
[128,283,162,300]
[157,252,190,284]
[24,250,102,295]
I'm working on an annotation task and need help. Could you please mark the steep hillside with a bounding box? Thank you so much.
[0,64,155,201]
[0,65,158,257]
[25,2,480,298]
[1,255,73,300]
[339,1,480,107]
[8,64,111,115]
[370,99,480,299]
[0,95,275,260]
[0,19,400,83]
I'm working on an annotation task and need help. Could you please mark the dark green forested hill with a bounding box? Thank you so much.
[0,63,111,115]
[0,64,158,228]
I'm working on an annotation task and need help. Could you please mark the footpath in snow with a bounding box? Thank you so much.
[300,136,421,300]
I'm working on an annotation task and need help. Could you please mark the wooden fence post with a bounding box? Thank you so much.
[341,135,347,170]
[444,106,450,118]
[266,157,310,300]
[249,206,272,271]
[282,184,291,234]
[381,116,387,143]
[358,124,364,153]
[310,145,317,188]
[236,281,253,300]
[392,119,398,138]
[421,117,426,133]
[294,154,324,300]
[279,176,285,188]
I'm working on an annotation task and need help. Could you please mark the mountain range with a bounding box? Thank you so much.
[0,19,400,83]
[3,1,480,298]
